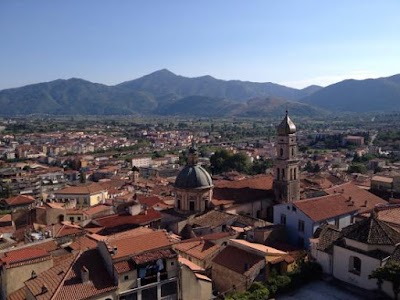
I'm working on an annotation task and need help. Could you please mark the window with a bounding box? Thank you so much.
[77,217,81,221]
[290,169,293,180]
[124,275,129,281]
[282,169,285,179]
[292,206,297,212]
[349,256,361,275]
[69,217,74,222]
[298,220,305,232]
[294,168,297,180]
[177,199,181,210]
[292,148,294,156]
[280,148,283,157]
[280,214,286,225]
[189,201,195,212]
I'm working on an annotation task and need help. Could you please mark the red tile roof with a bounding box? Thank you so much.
[0,248,51,269]
[114,259,135,274]
[52,222,84,238]
[174,239,221,260]
[108,230,175,260]
[24,250,117,300]
[214,174,273,190]
[4,195,35,206]
[54,182,105,195]
[324,182,386,213]
[93,208,161,229]
[212,245,264,275]
[294,194,358,222]
[7,287,26,300]
[132,248,176,264]
[83,204,112,216]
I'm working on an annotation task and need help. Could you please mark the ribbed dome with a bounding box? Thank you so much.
[277,111,296,135]
[174,165,213,189]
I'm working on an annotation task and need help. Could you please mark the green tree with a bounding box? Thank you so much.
[370,261,400,300]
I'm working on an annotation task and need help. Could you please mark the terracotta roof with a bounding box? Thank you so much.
[343,215,400,245]
[213,174,273,190]
[4,195,35,206]
[53,222,84,238]
[137,195,161,205]
[230,239,287,256]
[54,183,105,195]
[174,239,221,260]
[83,204,112,216]
[190,210,236,228]
[92,209,161,233]
[69,235,99,251]
[114,259,135,274]
[0,214,12,223]
[324,182,386,213]
[0,248,51,269]
[132,248,176,264]
[178,256,205,272]
[7,287,26,300]
[375,205,400,227]
[108,230,175,260]
[69,227,156,252]
[294,194,358,222]
[24,250,117,300]
[212,245,264,275]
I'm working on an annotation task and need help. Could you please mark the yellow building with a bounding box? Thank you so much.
[53,182,108,207]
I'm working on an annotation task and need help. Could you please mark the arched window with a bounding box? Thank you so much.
[349,256,361,275]
[280,148,284,157]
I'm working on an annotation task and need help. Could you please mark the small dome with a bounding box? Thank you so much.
[175,165,213,189]
[277,111,296,135]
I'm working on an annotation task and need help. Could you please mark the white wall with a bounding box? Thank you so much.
[333,245,382,290]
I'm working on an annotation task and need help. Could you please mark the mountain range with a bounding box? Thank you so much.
[0,69,399,116]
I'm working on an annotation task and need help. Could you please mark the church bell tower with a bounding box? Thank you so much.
[273,111,300,203]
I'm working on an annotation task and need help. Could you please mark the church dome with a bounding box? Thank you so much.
[277,111,296,135]
[174,145,213,189]
[174,165,213,189]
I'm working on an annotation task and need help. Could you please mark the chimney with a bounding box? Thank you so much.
[41,285,48,294]
[348,200,354,206]
[363,200,368,207]
[346,196,351,202]
[31,270,37,279]
[112,246,118,256]
[81,266,90,283]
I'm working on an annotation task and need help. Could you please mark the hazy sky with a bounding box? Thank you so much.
[1,1,400,90]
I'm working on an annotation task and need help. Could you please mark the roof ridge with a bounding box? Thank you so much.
[50,251,81,300]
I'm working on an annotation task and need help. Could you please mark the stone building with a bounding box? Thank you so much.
[273,111,301,203]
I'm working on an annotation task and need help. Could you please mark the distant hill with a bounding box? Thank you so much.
[157,95,327,117]
[300,75,400,112]
[3,69,400,116]
[118,69,321,101]
[0,78,156,115]
[0,70,324,116]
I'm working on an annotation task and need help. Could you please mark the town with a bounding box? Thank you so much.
[0,112,399,300]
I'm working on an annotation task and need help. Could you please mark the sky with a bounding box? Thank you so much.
[1,1,400,90]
